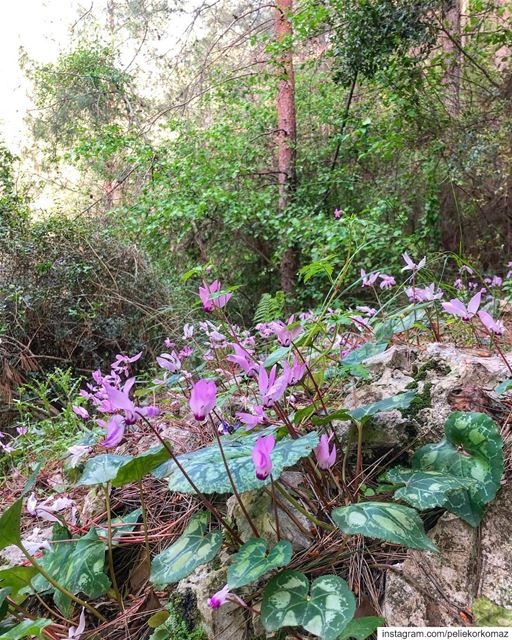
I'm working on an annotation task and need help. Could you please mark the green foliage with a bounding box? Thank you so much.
[328,0,440,85]
[0,568,37,604]
[261,570,356,640]
[349,391,416,421]
[30,526,110,615]
[77,447,170,487]
[331,502,438,551]
[472,597,512,627]
[381,468,474,510]
[338,616,385,640]
[150,512,222,588]
[153,431,319,494]
[254,291,286,324]
[0,618,52,639]
[227,538,292,589]
[0,500,22,551]
[412,412,504,526]
[149,601,205,640]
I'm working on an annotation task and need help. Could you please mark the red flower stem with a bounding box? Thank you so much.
[138,413,242,544]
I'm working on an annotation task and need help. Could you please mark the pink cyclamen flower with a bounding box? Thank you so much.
[156,352,181,373]
[252,434,276,480]
[361,269,379,287]
[272,315,302,346]
[207,585,231,609]
[454,278,464,290]
[236,406,269,430]
[315,434,337,470]
[334,208,342,219]
[379,274,396,289]
[67,445,92,468]
[16,426,28,436]
[199,281,232,312]
[72,406,90,420]
[189,379,217,421]
[442,291,481,321]
[258,365,289,408]
[478,310,505,336]
[183,323,194,339]
[401,252,426,272]
[226,343,258,377]
[284,356,307,385]
[356,306,377,317]
[111,351,142,375]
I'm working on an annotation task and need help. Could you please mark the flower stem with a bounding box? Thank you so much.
[274,483,335,532]
[211,419,260,538]
[138,413,242,544]
[103,484,123,608]
[139,480,151,574]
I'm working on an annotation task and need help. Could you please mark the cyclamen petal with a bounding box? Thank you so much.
[315,434,336,470]
[252,434,275,480]
[102,414,126,448]
[72,406,90,420]
[189,379,217,421]
[207,584,231,609]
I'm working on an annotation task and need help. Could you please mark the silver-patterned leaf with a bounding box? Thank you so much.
[261,569,356,640]
[348,391,416,421]
[150,512,222,587]
[331,502,437,551]
[381,467,474,510]
[76,454,129,486]
[153,431,319,494]
[227,538,292,589]
[412,411,503,526]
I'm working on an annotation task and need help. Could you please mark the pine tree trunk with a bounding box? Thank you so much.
[274,0,298,295]
[442,0,462,115]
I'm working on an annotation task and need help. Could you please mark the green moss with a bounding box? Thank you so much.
[162,593,205,640]
[404,382,433,418]
[411,359,451,382]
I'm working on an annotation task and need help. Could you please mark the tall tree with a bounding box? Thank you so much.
[274,0,298,295]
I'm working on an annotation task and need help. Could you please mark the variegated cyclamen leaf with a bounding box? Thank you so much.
[30,526,109,615]
[337,616,385,640]
[153,431,319,494]
[111,446,171,487]
[348,391,416,421]
[227,538,292,589]
[381,467,474,510]
[150,512,222,587]
[331,502,437,551]
[341,341,388,365]
[0,618,52,639]
[412,411,503,526]
[261,569,356,640]
[76,454,130,486]
[59,528,110,599]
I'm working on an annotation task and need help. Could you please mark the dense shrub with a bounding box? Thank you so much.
[0,217,179,400]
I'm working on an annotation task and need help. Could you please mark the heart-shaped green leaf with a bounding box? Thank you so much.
[495,379,512,395]
[227,538,292,588]
[30,526,110,615]
[111,447,171,487]
[381,467,474,510]
[153,431,319,494]
[150,512,222,587]
[0,567,37,603]
[412,411,503,526]
[0,499,22,551]
[0,618,52,639]
[338,616,385,640]
[76,454,128,486]
[0,587,12,621]
[331,502,437,551]
[348,391,416,421]
[342,341,388,365]
[261,569,356,640]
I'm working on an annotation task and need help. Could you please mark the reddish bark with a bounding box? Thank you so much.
[274,0,298,294]
[275,0,297,210]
